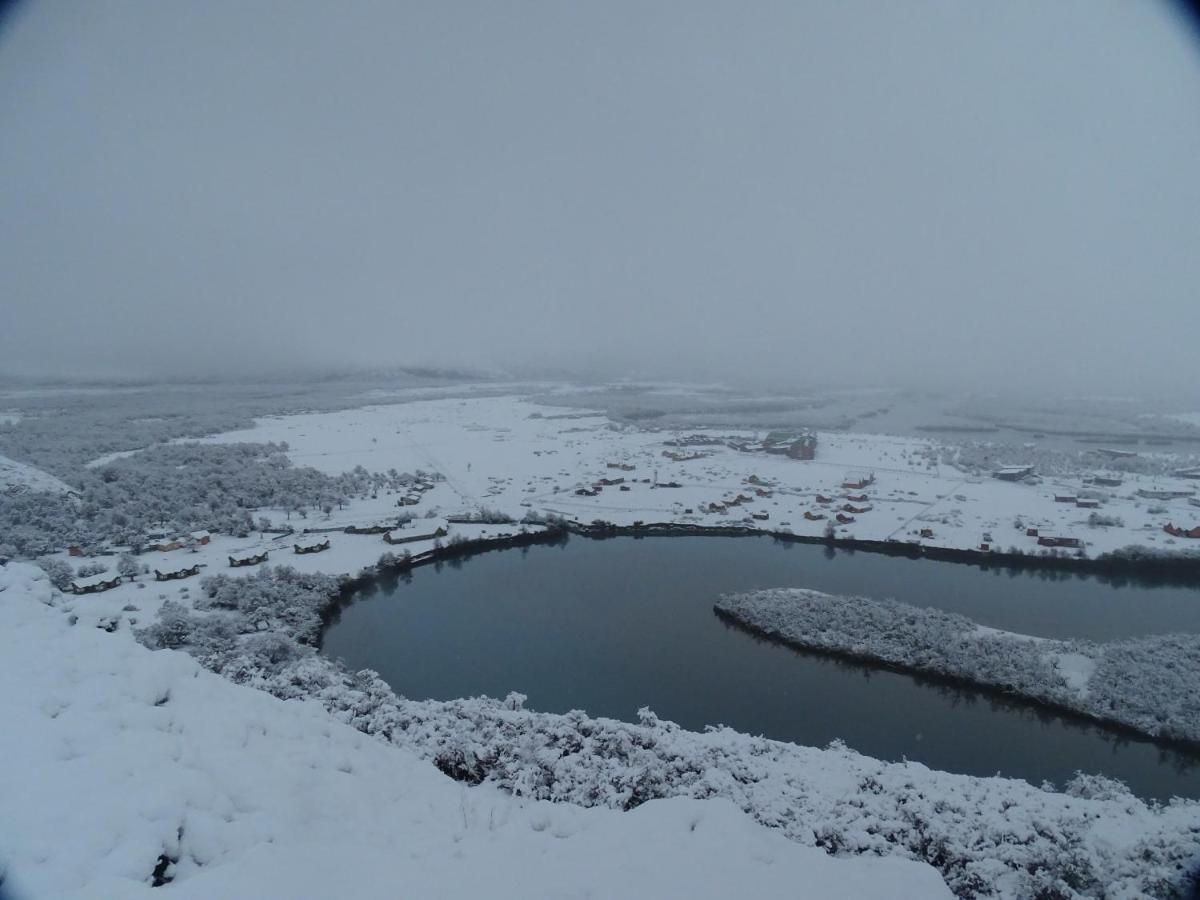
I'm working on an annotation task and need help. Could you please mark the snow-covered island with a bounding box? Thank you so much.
[715,588,1200,745]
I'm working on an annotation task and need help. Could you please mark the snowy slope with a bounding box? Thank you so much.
[0,563,948,900]
[0,452,75,494]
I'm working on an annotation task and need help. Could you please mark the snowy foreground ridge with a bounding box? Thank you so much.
[14,565,1200,899]
[0,563,947,900]
[715,589,1200,745]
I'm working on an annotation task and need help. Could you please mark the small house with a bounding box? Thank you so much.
[293,538,331,555]
[1053,495,1077,504]
[154,564,201,581]
[836,513,856,524]
[1025,527,1039,537]
[919,528,934,539]
[751,511,769,521]
[803,511,826,521]
[1075,498,1101,509]
[228,550,269,568]
[70,572,123,595]
[189,530,211,546]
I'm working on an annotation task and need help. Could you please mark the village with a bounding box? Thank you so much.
[32,394,1200,625]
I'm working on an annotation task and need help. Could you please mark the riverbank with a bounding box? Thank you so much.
[566,519,1200,585]
[714,588,1200,748]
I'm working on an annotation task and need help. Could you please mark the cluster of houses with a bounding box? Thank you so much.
[396,476,439,507]
[1163,523,1200,539]
[729,430,818,461]
[576,475,651,497]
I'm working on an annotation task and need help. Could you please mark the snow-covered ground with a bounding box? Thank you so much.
[0,562,949,899]
[188,395,1200,559]
[0,451,75,494]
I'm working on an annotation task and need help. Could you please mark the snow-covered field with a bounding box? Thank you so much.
[0,563,947,899]
[715,588,1200,744]
[188,395,1200,559]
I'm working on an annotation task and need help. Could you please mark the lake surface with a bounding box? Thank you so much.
[322,535,1200,799]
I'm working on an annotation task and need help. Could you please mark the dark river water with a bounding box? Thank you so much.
[321,536,1200,799]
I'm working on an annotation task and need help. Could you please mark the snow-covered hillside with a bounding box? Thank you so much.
[0,563,947,899]
[0,451,74,494]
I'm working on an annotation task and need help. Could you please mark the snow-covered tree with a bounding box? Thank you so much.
[117,553,140,581]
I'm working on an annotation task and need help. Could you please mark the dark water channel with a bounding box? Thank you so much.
[322,536,1200,799]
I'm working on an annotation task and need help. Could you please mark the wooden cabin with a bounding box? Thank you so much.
[293,538,331,555]
[70,572,123,595]
[154,564,201,581]
[836,513,856,524]
[803,511,826,521]
[228,550,269,568]
[1075,498,1101,509]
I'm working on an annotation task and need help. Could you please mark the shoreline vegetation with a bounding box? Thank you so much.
[714,588,1200,749]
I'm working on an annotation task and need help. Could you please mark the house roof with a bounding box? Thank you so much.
[229,549,266,562]
[71,571,118,588]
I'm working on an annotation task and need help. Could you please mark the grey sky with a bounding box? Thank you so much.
[1,1,1198,395]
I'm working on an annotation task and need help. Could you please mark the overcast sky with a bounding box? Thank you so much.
[1,1,1198,395]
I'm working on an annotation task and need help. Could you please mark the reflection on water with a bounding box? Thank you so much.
[323,536,1200,799]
